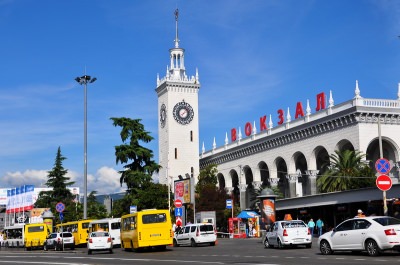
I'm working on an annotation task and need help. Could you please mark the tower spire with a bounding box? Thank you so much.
[174,9,179,48]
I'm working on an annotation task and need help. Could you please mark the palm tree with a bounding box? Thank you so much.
[317,149,375,192]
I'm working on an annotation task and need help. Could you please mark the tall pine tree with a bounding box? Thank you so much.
[35,147,76,222]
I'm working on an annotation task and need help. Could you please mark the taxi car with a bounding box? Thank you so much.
[263,220,312,248]
[318,216,400,256]
[87,231,113,254]
[173,223,216,247]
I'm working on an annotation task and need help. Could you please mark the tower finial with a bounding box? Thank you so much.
[174,9,179,48]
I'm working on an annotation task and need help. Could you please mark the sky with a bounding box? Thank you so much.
[1,0,400,196]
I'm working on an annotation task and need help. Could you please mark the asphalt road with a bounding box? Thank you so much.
[1,237,400,265]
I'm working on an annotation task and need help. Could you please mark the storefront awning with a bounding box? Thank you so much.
[237,211,259,219]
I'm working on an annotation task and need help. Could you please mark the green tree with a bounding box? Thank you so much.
[110,117,166,214]
[317,149,375,193]
[196,164,218,193]
[87,191,108,219]
[195,164,229,230]
[35,147,76,223]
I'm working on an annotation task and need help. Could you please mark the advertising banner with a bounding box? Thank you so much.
[174,179,191,204]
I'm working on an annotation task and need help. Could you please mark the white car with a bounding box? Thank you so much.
[87,231,113,255]
[263,220,312,248]
[173,223,217,247]
[318,216,400,256]
[44,232,75,251]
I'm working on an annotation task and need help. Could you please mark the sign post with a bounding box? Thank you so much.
[174,199,182,208]
[376,174,392,191]
[55,202,65,251]
[375,158,392,216]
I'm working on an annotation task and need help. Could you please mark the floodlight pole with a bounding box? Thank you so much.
[75,75,96,220]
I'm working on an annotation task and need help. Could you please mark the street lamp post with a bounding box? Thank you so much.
[75,74,96,220]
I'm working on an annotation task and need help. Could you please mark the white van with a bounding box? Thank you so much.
[173,223,216,247]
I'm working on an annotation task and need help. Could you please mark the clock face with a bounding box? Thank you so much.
[173,101,194,125]
[160,104,166,128]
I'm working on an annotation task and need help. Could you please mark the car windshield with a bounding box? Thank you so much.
[91,232,109,237]
[199,225,214,232]
[373,217,400,226]
[281,221,306,228]
[61,233,73,237]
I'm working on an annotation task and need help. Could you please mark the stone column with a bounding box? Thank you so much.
[238,184,248,211]
[252,181,262,191]
[268,177,279,187]
[286,174,298,198]
[306,170,319,195]
[225,187,234,196]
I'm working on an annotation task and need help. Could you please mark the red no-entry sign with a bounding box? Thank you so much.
[174,199,182,208]
[376,175,392,191]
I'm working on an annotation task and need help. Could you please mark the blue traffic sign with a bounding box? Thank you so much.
[226,199,232,209]
[59,212,64,222]
[375,158,391,174]
[175,207,183,217]
[56,202,65,213]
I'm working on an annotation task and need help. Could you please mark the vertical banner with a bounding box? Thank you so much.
[16,187,21,213]
[11,188,16,213]
[25,185,35,211]
[259,197,276,231]
[6,189,11,213]
[20,185,25,212]
[174,179,191,204]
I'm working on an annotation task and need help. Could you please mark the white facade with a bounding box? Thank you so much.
[200,85,400,209]
[156,12,200,188]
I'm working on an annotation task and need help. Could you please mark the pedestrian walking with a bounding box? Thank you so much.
[307,218,315,237]
[316,218,324,237]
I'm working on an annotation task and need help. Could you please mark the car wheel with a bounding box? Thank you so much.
[277,238,283,249]
[173,239,179,247]
[306,243,312,249]
[366,239,380,256]
[88,249,92,255]
[319,240,333,255]
[191,239,197,247]
[263,238,270,248]
[210,242,215,246]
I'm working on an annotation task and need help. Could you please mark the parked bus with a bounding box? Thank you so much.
[120,209,172,251]
[3,223,50,250]
[56,219,93,247]
[24,223,50,250]
[88,218,121,247]
[3,224,24,247]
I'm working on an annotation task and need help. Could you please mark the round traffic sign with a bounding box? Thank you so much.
[56,202,65,213]
[174,199,182,208]
[375,158,391,174]
[376,175,392,191]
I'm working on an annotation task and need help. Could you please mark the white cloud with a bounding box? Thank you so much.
[87,167,125,195]
[2,169,49,187]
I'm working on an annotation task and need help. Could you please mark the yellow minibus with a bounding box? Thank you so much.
[24,223,50,250]
[57,219,93,246]
[121,209,172,251]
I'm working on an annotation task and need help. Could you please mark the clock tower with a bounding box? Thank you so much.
[156,9,200,187]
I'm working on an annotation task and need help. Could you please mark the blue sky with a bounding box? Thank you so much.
[1,0,400,195]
